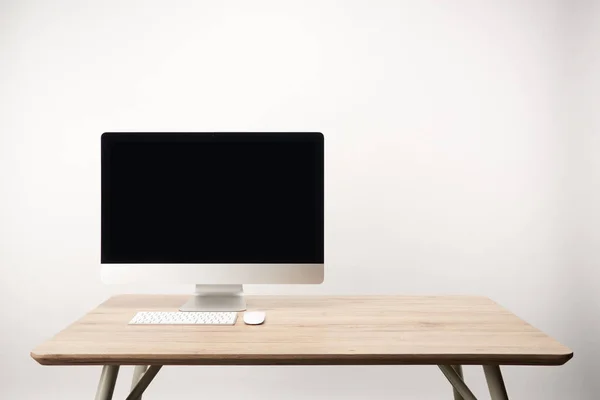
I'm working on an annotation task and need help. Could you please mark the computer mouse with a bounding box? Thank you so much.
[243,311,266,325]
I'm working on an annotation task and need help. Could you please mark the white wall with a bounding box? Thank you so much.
[562,0,600,397]
[0,0,591,398]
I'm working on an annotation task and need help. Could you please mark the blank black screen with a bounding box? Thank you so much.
[101,133,324,263]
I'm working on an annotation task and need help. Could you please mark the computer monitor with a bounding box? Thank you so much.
[101,132,324,311]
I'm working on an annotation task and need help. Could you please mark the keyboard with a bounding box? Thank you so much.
[129,311,237,325]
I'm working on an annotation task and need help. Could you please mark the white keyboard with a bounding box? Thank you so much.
[129,311,237,325]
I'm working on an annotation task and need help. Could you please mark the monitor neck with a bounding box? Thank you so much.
[179,284,246,312]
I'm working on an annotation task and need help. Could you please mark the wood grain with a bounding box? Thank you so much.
[31,295,573,366]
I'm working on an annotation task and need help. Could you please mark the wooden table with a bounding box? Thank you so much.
[31,295,572,400]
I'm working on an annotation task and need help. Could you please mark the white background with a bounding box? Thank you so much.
[1,0,598,398]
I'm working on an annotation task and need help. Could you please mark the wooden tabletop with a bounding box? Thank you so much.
[31,295,572,366]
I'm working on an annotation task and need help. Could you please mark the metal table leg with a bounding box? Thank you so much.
[126,365,162,400]
[483,365,509,400]
[438,365,478,400]
[131,366,148,398]
[94,365,120,400]
[452,365,464,400]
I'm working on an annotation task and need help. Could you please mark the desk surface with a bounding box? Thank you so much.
[31,295,572,366]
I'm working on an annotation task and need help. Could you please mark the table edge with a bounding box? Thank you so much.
[31,351,573,367]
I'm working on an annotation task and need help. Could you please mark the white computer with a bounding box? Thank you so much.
[101,132,324,312]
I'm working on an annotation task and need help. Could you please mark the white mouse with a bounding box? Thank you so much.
[243,311,266,325]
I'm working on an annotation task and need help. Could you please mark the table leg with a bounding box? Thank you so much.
[452,365,464,400]
[438,365,478,400]
[94,365,120,400]
[126,365,162,400]
[131,366,148,398]
[483,365,509,400]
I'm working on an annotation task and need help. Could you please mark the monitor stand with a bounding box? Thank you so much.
[179,284,247,312]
